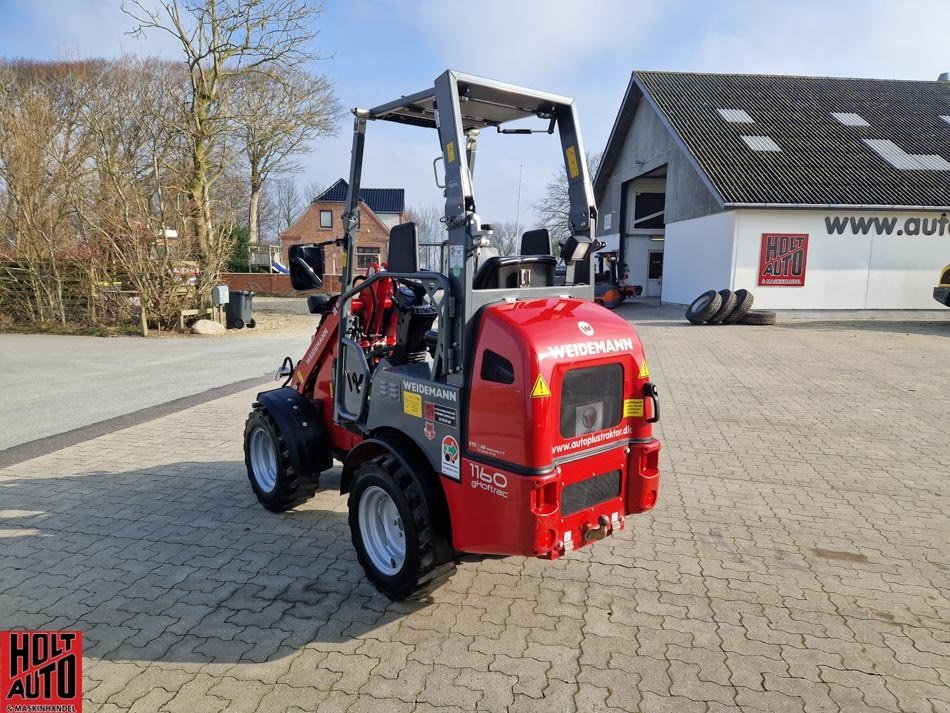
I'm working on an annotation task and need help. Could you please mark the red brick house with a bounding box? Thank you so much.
[280,179,407,281]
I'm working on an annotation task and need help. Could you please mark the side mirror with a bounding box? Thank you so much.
[289,244,324,291]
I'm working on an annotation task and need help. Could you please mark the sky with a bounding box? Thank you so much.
[2,0,949,227]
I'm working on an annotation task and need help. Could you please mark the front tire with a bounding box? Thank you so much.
[244,407,318,511]
[348,455,454,600]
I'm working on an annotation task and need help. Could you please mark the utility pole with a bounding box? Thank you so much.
[515,163,524,236]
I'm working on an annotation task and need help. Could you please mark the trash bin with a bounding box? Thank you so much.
[226,290,256,329]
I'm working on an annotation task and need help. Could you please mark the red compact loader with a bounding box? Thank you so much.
[244,71,661,599]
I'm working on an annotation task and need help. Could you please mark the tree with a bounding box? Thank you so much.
[406,204,444,270]
[122,0,328,296]
[531,150,602,246]
[487,222,519,256]
[273,176,305,235]
[227,224,251,271]
[234,68,339,244]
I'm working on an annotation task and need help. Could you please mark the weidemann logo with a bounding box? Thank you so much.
[547,338,634,360]
[402,381,458,402]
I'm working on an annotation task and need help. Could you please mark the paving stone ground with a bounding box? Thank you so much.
[1,308,948,712]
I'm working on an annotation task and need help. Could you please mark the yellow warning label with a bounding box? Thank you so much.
[403,391,422,417]
[624,398,644,418]
[639,360,650,379]
[565,145,580,178]
[446,141,456,163]
[530,374,551,398]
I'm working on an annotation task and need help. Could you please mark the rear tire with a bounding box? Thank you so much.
[707,289,737,324]
[741,310,777,325]
[244,407,319,511]
[233,318,245,329]
[723,289,754,324]
[686,290,722,325]
[349,455,454,600]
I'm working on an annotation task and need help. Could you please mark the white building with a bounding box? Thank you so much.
[594,71,950,309]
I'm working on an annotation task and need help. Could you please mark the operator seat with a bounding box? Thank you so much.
[520,228,551,256]
[473,255,557,289]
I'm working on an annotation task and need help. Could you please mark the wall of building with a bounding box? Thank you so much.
[596,102,720,238]
[280,201,393,274]
[376,212,402,230]
[732,209,950,309]
[661,211,737,304]
[624,235,665,297]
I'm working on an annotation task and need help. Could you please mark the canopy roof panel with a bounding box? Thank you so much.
[366,71,575,131]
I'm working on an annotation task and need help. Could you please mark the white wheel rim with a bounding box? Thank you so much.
[358,486,405,575]
[249,426,278,493]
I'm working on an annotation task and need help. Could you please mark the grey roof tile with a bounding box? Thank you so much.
[633,71,950,207]
[315,178,405,213]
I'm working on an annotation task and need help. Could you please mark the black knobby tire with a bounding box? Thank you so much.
[686,290,722,325]
[244,407,319,511]
[741,310,777,326]
[723,289,754,324]
[707,289,738,324]
[348,455,455,600]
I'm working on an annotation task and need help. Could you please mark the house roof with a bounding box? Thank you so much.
[596,70,950,210]
[315,179,405,214]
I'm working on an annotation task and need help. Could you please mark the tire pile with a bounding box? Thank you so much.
[685,289,776,326]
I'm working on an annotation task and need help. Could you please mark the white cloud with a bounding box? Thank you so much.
[692,0,950,80]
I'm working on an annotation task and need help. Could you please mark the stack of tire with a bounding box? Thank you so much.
[686,289,776,326]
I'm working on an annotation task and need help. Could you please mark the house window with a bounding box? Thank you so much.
[319,210,332,228]
[356,246,380,269]
[633,192,665,230]
[622,175,667,234]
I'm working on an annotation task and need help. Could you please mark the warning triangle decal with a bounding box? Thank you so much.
[639,360,650,379]
[530,374,551,398]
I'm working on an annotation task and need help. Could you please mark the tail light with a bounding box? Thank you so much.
[626,441,660,513]
[531,479,558,515]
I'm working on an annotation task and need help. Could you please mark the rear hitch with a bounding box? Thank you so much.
[583,515,611,543]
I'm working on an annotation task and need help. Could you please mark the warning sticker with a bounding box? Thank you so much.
[639,360,650,379]
[624,398,644,418]
[446,141,456,163]
[441,436,460,480]
[403,391,422,418]
[449,244,464,278]
[565,145,580,179]
[425,401,457,427]
[530,374,551,398]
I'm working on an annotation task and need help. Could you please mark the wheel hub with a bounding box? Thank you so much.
[249,426,278,493]
[358,486,405,575]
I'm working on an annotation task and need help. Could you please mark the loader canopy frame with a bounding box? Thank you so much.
[334,70,598,423]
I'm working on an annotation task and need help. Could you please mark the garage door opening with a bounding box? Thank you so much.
[621,172,666,298]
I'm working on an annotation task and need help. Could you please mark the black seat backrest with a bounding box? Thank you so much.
[473,255,557,290]
[388,222,418,273]
[520,228,551,256]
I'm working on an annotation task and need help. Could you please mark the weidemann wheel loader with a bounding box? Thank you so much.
[244,70,661,599]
